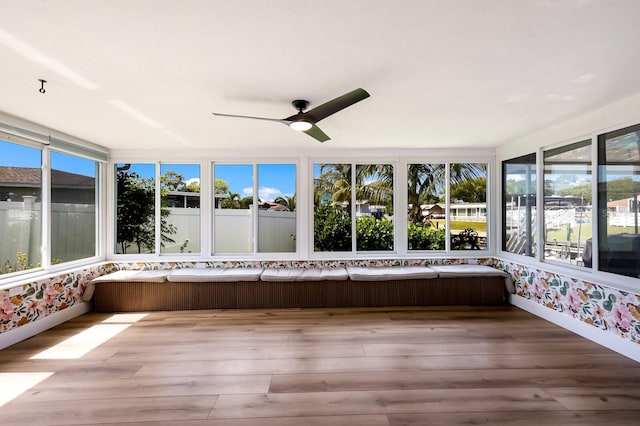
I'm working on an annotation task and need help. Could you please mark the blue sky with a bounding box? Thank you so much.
[1,141,96,176]
[1,140,296,201]
[117,162,296,201]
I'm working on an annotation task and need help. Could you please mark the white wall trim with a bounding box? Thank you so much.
[510,294,640,363]
[0,302,91,350]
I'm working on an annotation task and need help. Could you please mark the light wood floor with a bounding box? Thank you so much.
[1,305,639,425]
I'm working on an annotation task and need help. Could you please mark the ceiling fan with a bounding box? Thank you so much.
[212,88,370,142]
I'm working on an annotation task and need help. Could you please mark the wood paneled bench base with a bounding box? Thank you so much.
[92,277,507,312]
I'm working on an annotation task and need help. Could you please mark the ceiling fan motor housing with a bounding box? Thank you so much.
[292,99,309,113]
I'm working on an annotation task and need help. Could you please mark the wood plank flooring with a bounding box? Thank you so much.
[0,305,639,425]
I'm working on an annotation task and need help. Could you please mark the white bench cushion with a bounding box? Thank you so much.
[91,270,169,282]
[260,268,304,282]
[168,267,264,282]
[430,264,515,294]
[83,270,169,301]
[430,264,506,277]
[167,268,225,282]
[303,267,349,281]
[260,267,350,282]
[346,266,438,281]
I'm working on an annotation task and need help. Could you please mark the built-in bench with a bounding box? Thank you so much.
[86,264,513,312]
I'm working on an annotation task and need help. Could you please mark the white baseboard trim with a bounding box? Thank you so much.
[0,302,91,350]
[510,295,640,363]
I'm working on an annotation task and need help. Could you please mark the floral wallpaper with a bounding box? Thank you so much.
[0,264,115,334]
[113,257,494,271]
[495,259,640,344]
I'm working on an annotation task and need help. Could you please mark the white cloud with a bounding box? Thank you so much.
[259,187,284,201]
[241,186,289,201]
[185,178,200,186]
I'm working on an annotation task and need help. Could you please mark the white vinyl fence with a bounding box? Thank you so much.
[1,202,296,268]
[0,201,95,270]
[212,207,296,253]
[163,207,297,253]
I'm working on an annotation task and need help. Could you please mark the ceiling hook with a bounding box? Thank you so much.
[38,79,47,94]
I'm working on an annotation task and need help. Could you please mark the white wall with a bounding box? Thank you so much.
[497,92,640,160]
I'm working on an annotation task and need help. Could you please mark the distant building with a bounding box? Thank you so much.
[0,166,95,204]
[607,196,640,214]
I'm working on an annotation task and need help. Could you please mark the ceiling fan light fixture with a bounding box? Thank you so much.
[289,120,312,132]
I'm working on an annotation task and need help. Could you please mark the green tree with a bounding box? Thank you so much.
[240,195,253,209]
[185,180,201,193]
[603,177,640,201]
[214,178,229,194]
[274,194,296,211]
[407,164,444,224]
[314,164,352,207]
[407,163,485,223]
[161,170,186,192]
[450,176,487,203]
[117,169,176,254]
[314,163,394,209]
[221,191,241,209]
[356,164,394,208]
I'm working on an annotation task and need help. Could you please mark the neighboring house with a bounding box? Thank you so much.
[607,197,639,213]
[0,166,95,204]
[355,200,386,217]
[165,191,201,208]
[420,203,445,219]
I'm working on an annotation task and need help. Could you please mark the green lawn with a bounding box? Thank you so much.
[432,220,486,233]
[546,223,639,244]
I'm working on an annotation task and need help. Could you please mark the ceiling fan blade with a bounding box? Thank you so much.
[300,88,370,123]
[303,124,330,142]
[212,112,290,124]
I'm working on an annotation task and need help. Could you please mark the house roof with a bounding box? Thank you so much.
[1,1,640,153]
[0,166,95,188]
[608,198,634,208]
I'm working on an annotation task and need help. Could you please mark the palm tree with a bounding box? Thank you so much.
[274,194,296,211]
[314,164,352,207]
[314,163,395,209]
[407,163,486,224]
[356,164,394,208]
[220,191,241,209]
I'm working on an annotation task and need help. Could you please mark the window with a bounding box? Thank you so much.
[213,164,254,253]
[0,139,42,275]
[115,163,155,254]
[313,164,353,252]
[356,164,394,251]
[450,163,488,250]
[597,124,640,277]
[257,164,296,253]
[543,141,591,266]
[313,163,395,253]
[51,151,97,263]
[503,154,536,257]
[213,163,297,254]
[407,163,445,250]
[160,164,201,254]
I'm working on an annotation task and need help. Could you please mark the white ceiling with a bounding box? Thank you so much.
[1,0,640,153]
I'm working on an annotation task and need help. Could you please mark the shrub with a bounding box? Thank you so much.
[356,215,394,250]
[314,203,352,251]
[408,222,445,250]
